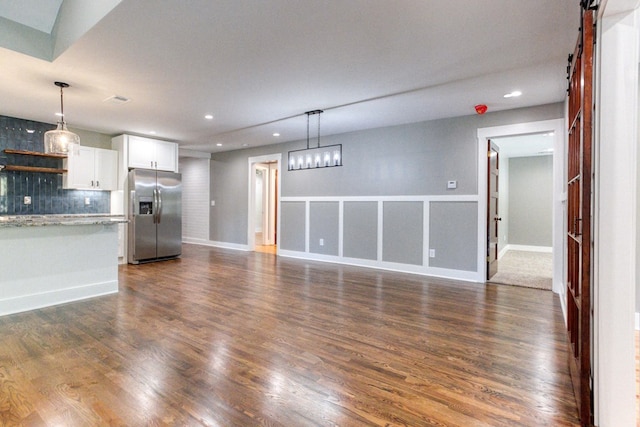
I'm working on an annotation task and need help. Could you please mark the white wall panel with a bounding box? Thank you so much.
[180,157,210,242]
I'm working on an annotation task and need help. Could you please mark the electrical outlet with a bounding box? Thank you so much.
[23,196,31,205]
[319,238,324,246]
[429,249,435,258]
[211,200,215,206]
[84,197,91,206]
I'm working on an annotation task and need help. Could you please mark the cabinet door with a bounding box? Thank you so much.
[64,146,95,189]
[95,148,118,190]
[154,140,177,172]
[128,136,156,169]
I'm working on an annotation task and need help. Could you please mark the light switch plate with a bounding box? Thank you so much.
[23,196,31,205]
[447,180,457,189]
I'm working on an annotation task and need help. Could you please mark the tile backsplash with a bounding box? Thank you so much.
[0,115,110,215]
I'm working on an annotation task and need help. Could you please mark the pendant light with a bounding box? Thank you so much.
[288,109,342,171]
[44,81,80,154]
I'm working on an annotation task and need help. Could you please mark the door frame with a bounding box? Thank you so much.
[476,119,565,294]
[247,153,281,252]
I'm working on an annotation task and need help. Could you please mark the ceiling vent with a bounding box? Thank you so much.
[104,95,131,104]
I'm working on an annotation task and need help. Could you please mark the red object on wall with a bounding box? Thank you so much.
[475,104,488,115]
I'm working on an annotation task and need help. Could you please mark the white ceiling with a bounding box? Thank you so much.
[0,0,578,153]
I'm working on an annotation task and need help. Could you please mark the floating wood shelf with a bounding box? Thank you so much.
[3,149,67,159]
[2,165,67,174]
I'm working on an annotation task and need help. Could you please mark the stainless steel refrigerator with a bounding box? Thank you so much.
[128,169,182,264]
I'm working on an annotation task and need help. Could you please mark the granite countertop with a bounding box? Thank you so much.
[0,214,128,228]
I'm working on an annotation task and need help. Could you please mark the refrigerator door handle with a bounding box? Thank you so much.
[157,189,163,223]
[129,189,136,257]
[152,188,158,224]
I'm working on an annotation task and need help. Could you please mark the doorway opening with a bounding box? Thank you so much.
[247,154,281,254]
[476,119,564,295]
[488,133,555,290]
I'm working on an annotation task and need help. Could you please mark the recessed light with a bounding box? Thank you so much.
[26,129,35,134]
[55,112,63,117]
[148,131,156,135]
[503,91,522,98]
[216,143,222,147]
[205,114,214,120]
[242,143,249,147]
[273,133,280,137]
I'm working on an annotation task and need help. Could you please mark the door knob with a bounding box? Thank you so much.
[494,217,502,221]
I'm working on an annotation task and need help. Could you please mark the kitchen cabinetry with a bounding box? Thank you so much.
[127,135,177,171]
[63,146,117,190]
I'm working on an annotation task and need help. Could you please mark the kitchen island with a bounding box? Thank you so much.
[0,214,127,316]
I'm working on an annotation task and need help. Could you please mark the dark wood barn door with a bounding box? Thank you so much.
[566,5,595,426]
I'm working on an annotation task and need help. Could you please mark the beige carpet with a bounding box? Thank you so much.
[489,250,552,290]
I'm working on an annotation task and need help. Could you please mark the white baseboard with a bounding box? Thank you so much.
[0,281,118,317]
[505,244,553,253]
[278,249,481,283]
[498,246,509,260]
[183,238,250,251]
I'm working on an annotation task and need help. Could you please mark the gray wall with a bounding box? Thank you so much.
[309,202,339,255]
[343,201,378,260]
[382,201,423,265]
[280,202,306,251]
[508,155,553,247]
[210,103,563,272]
[429,201,478,271]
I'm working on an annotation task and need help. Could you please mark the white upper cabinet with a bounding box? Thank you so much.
[127,135,178,172]
[63,146,118,191]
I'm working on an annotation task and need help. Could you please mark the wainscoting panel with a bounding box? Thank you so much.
[382,201,423,265]
[280,201,306,252]
[309,201,339,256]
[279,195,479,282]
[343,201,378,260]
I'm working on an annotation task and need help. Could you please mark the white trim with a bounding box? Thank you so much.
[498,245,509,260]
[592,4,639,425]
[423,200,430,267]
[504,244,553,253]
[377,201,384,261]
[338,201,344,257]
[305,200,310,253]
[477,119,565,295]
[636,312,640,331]
[186,239,250,251]
[278,249,481,283]
[247,153,282,252]
[281,194,479,203]
[0,281,118,317]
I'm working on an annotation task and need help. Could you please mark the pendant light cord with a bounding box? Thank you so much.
[59,85,65,123]
[317,112,321,148]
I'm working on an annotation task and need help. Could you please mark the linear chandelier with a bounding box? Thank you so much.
[288,110,342,171]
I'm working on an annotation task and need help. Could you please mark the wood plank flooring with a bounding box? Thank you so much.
[0,244,580,426]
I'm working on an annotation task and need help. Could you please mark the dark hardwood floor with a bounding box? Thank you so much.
[0,244,580,426]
